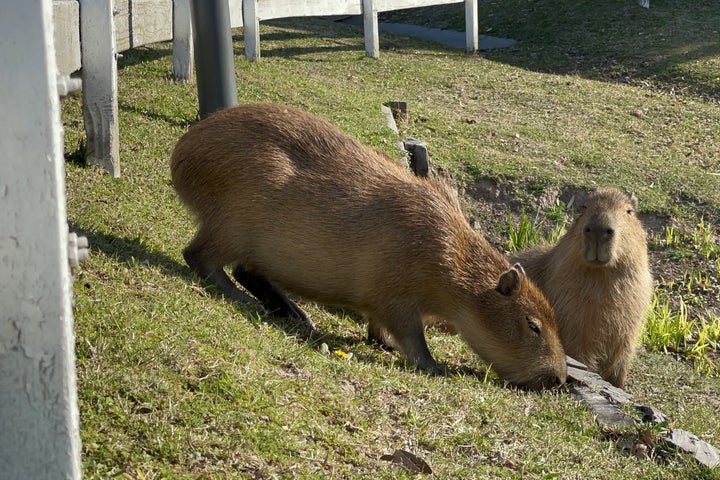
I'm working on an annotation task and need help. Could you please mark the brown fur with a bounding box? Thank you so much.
[511,188,653,387]
[171,103,567,389]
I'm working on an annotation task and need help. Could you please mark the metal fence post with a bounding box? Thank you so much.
[189,0,238,118]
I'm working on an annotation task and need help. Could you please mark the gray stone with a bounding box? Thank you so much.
[570,385,635,427]
[663,429,720,468]
[566,355,720,468]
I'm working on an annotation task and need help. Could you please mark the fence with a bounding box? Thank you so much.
[54,0,478,177]
[1,1,82,478]
[1,1,477,476]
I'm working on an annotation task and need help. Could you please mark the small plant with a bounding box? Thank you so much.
[507,212,542,252]
[684,269,712,293]
[688,314,720,376]
[664,225,682,248]
[643,294,695,354]
[693,218,720,260]
[644,292,720,376]
[506,205,567,253]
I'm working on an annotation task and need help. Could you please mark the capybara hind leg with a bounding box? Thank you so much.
[231,265,316,331]
[183,242,254,305]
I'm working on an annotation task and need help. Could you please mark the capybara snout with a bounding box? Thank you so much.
[171,102,567,388]
[583,214,616,263]
[579,193,636,265]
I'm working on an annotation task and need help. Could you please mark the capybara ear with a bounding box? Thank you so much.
[496,267,522,297]
[629,192,639,211]
[512,262,526,275]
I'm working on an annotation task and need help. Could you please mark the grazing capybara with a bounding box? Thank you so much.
[171,102,567,389]
[511,187,653,387]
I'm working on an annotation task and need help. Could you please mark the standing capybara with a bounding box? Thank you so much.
[511,187,653,387]
[171,102,567,389]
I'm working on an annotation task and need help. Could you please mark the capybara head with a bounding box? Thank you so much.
[457,264,567,390]
[571,188,641,266]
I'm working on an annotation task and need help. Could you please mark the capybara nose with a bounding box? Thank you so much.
[585,226,614,239]
[554,375,565,386]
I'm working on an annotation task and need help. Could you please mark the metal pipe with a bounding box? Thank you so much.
[189,0,237,118]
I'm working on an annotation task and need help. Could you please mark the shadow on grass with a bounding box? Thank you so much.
[486,3,720,101]
[70,223,377,358]
[378,0,720,102]
[232,24,368,60]
[118,101,197,129]
[117,45,173,70]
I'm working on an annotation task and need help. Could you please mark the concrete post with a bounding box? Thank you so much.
[363,0,379,58]
[80,0,121,177]
[465,0,478,54]
[0,0,82,478]
[242,0,260,61]
[173,0,194,81]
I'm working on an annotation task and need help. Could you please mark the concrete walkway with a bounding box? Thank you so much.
[332,15,516,51]
[376,22,516,50]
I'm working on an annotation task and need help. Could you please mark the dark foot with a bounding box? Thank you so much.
[232,265,316,332]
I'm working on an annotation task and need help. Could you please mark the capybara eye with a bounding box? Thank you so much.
[527,319,541,335]
[626,208,633,215]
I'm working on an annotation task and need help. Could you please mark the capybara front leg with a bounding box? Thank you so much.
[381,308,439,373]
[366,316,394,351]
[232,265,316,332]
[601,358,629,388]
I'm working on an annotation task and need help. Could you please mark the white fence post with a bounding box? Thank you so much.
[0,0,82,478]
[363,0,379,58]
[173,0,194,80]
[80,0,121,177]
[464,0,478,54]
[243,0,260,60]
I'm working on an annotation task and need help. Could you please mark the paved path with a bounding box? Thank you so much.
[376,22,516,50]
[332,16,517,51]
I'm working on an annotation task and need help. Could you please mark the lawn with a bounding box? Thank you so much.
[62,1,720,478]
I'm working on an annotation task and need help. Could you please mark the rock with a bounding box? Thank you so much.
[663,429,720,468]
[380,449,432,474]
[566,355,720,468]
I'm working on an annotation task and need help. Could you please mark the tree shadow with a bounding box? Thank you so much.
[380,1,720,102]
[488,2,720,101]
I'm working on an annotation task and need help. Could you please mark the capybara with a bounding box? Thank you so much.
[171,102,567,389]
[511,187,653,387]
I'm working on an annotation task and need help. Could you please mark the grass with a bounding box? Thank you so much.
[61,3,720,478]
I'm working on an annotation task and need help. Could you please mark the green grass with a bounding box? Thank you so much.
[62,6,720,479]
